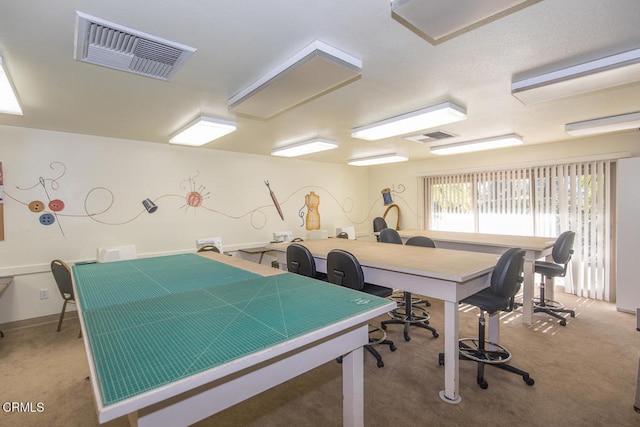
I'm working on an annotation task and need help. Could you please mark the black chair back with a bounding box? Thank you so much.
[51,260,74,298]
[286,243,317,277]
[405,236,436,248]
[379,228,403,244]
[552,231,575,266]
[327,249,365,291]
[373,217,388,232]
[490,248,525,300]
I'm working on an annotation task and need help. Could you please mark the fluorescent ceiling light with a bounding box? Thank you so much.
[351,101,467,141]
[229,41,362,119]
[565,112,640,137]
[431,134,523,155]
[512,47,640,104]
[169,116,236,146]
[391,0,541,45]
[348,153,409,166]
[271,138,338,157]
[0,56,23,115]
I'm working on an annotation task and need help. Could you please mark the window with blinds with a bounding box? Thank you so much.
[424,160,612,300]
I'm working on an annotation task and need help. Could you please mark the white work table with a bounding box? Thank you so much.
[394,230,556,326]
[267,238,500,404]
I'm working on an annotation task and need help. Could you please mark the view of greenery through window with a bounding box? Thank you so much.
[425,161,612,300]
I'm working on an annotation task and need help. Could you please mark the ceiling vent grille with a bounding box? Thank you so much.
[405,130,457,143]
[74,11,196,81]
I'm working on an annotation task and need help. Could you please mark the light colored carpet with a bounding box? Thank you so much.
[1,292,639,427]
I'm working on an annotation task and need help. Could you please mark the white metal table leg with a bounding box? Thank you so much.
[342,346,364,427]
[439,300,461,404]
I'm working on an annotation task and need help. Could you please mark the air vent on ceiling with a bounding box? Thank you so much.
[74,11,196,81]
[405,130,457,143]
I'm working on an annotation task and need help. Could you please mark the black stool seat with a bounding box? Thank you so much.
[464,288,512,313]
[379,229,438,342]
[440,248,534,390]
[532,231,576,326]
[534,261,564,277]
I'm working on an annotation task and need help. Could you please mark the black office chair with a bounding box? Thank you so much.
[373,217,387,241]
[286,243,327,281]
[197,244,220,253]
[532,230,576,326]
[51,259,80,337]
[336,232,349,239]
[379,229,438,341]
[404,235,436,309]
[405,235,436,248]
[327,249,396,367]
[441,247,534,389]
[378,227,402,244]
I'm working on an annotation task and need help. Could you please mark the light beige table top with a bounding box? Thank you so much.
[197,251,284,276]
[396,229,556,252]
[267,238,498,284]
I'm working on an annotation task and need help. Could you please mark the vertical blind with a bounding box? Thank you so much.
[425,160,612,301]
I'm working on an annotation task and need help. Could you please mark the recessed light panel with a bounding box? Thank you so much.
[169,116,236,147]
[351,102,466,141]
[0,56,22,115]
[431,134,523,155]
[271,138,338,157]
[348,154,409,166]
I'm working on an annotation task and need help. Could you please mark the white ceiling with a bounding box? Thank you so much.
[1,0,639,164]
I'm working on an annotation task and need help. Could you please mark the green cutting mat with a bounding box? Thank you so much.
[73,253,259,310]
[73,255,391,407]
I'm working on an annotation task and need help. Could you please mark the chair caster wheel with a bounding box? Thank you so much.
[438,353,445,366]
[570,312,576,318]
[404,334,411,342]
[432,331,439,338]
[381,324,387,331]
[559,319,567,326]
[377,360,384,368]
[479,380,488,389]
[524,377,535,386]
[390,344,397,351]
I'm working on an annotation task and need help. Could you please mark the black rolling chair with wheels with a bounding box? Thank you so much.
[379,229,438,341]
[327,249,396,367]
[405,235,435,248]
[51,259,81,337]
[378,227,402,244]
[404,236,435,310]
[441,247,534,389]
[286,243,327,281]
[532,230,576,326]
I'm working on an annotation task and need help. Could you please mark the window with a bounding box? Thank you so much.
[424,160,612,300]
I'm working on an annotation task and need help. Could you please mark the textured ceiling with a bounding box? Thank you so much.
[0,0,639,164]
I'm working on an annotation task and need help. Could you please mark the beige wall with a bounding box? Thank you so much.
[1,125,638,325]
[365,132,640,230]
[0,125,373,323]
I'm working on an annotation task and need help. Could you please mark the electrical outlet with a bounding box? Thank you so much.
[40,289,49,300]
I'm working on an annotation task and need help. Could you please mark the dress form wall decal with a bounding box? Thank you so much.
[305,191,320,230]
